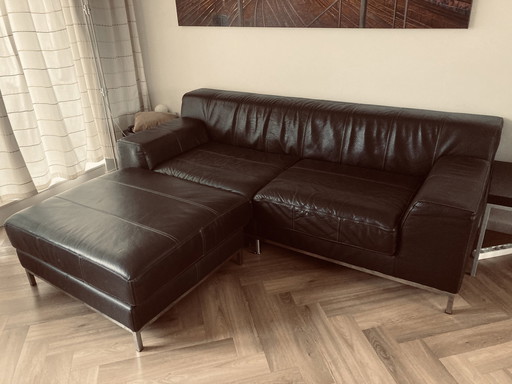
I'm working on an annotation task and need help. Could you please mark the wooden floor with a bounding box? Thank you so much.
[2,227,512,384]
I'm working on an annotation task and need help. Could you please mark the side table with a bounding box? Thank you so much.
[471,161,512,276]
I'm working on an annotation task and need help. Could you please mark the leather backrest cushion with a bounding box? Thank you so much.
[181,90,309,156]
[181,89,503,176]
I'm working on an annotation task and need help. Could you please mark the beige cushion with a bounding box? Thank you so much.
[133,111,177,132]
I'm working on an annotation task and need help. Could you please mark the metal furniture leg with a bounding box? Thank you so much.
[249,238,261,254]
[133,331,143,352]
[471,204,492,276]
[26,271,37,286]
[253,239,261,255]
[445,295,455,314]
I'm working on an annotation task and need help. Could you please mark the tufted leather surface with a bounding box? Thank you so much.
[5,168,250,307]
[154,142,299,198]
[254,159,422,255]
[182,88,502,177]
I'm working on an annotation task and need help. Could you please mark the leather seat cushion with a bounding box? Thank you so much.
[5,168,251,306]
[253,159,422,255]
[154,142,299,198]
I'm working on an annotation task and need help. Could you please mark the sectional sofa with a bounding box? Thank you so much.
[120,88,503,296]
[5,89,503,350]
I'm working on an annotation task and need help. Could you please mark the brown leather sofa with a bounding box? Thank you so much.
[119,88,503,311]
[5,89,503,350]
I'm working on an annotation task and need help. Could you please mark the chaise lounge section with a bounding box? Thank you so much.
[5,88,503,350]
[5,168,251,351]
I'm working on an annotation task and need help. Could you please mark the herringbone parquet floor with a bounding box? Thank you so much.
[2,226,512,384]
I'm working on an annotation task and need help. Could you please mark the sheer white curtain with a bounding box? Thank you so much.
[0,0,149,206]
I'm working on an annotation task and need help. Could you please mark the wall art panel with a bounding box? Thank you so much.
[176,0,473,28]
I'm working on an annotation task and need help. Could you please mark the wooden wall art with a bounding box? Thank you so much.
[176,0,472,28]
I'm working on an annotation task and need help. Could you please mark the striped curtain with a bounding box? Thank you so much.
[0,0,149,206]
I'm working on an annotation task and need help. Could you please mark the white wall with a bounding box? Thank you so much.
[133,0,512,162]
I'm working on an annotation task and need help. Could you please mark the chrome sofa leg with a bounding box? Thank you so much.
[251,239,261,255]
[26,271,37,286]
[133,331,143,352]
[445,295,455,314]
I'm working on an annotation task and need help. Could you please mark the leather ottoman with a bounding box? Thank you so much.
[5,168,251,351]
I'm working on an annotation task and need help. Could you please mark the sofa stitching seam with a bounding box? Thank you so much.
[431,119,445,166]
[192,148,285,169]
[288,166,419,191]
[55,196,180,242]
[300,112,311,158]
[337,111,351,164]
[103,178,220,215]
[381,113,399,171]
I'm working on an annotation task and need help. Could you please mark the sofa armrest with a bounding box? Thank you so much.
[395,156,491,293]
[117,117,209,170]
[409,156,490,216]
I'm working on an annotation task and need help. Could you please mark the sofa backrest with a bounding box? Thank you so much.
[181,88,503,176]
